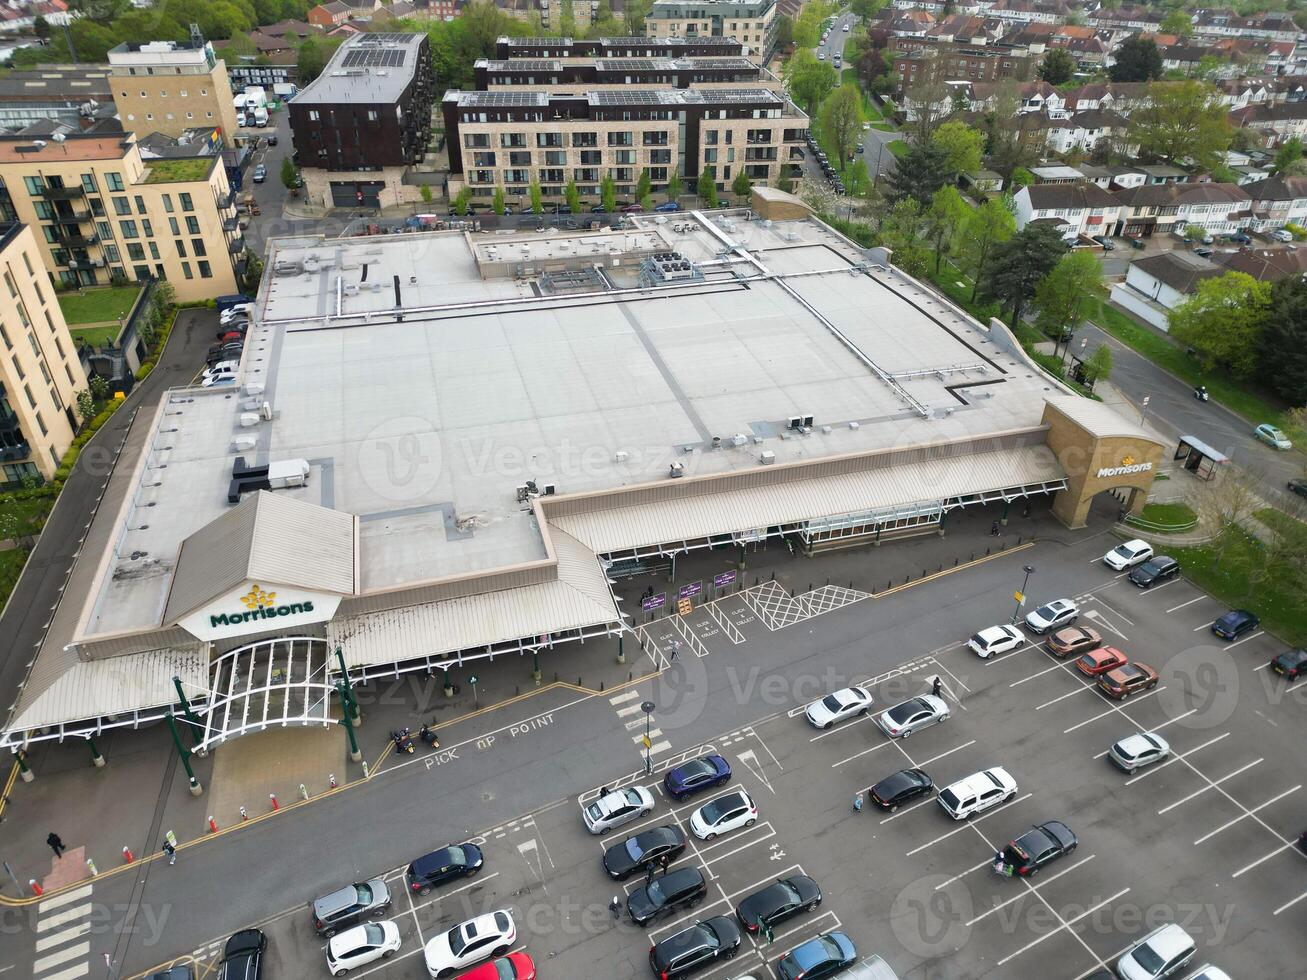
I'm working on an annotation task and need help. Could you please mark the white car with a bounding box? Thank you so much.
[1271,228,1294,242]
[1180,967,1232,980]
[876,695,950,739]
[423,910,516,979]
[1107,732,1170,774]
[1104,539,1154,570]
[220,304,251,323]
[936,767,1017,820]
[842,23,850,30]
[326,922,401,977]
[804,686,873,729]
[689,789,757,840]
[1024,598,1079,634]
[817,51,826,60]
[966,625,1024,659]
[1117,923,1196,980]
[581,785,654,835]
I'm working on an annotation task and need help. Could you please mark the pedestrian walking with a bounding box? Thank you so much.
[669,640,680,663]
[763,922,775,944]
[46,832,65,858]
[599,785,611,797]
[852,791,863,813]
[659,854,671,872]
[932,676,943,699]
[609,895,622,919]
[162,841,176,866]
[990,521,1000,536]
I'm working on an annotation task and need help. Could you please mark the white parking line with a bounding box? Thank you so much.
[917,739,977,768]
[1092,596,1135,625]
[879,796,939,825]
[1287,677,1307,694]
[965,855,1096,926]
[982,641,1042,666]
[933,858,992,890]
[1125,732,1230,784]
[809,714,875,741]
[1140,579,1179,593]
[1009,662,1067,687]
[1062,687,1165,735]
[1157,759,1263,814]
[1232,841,1298,878]
[1166,596,1206,614]
[995,889,1130,968]
[1193,785,1300,845]
[1274,889,1307,916]
[1035,685,1094,711]
[1225,630,1265,649]
[904,793,1034,857]
[700,826,777,868]
[830,739,895,768]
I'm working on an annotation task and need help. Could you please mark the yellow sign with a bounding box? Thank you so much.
[241,583,277,609]
[642,735,652,749]
[677,598,693,616]
[1013,590,1025,604]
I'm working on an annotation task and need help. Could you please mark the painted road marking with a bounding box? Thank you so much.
[36,887,92,914]
[34,923,90,953]
[1158,759,1263,814]
[1193,786,1300,845]
[36,906,92,933]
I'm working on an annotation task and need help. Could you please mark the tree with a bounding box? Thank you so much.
[785,50,839,115]
[666,171,684,202]
[33,14,50,39]
[1037,48,1076,85]
[622,0,650,34]
[297,36,329,84]
[1160,10,1194,36]
[878,199,931,279]
[956,197,1015,301]
[1275,136,1306,175]
[1260,275,1307,404]
[529,178,543,214]
[930,119,983,176]
[697,166,719,208]
[982,222,1067,325]
[1128,81,1230,170]
[1080,342,1113,383]
[1196,470,1258,573]
[923,186,968,276]
[905,53,952,144]
[845,158,871,197]
[565,179,581,214]
[732,169,753,200]
[1034,250,1102,342]
[600,173,617,212]
[76,389,96,423]
[453,188,472,216]
[636,168,652,204]
[776,14,794,49]
[1169,271,1271,378]
[884,141,950,208]
[492,186,505,215]
[982,80,1045,181]
[819,84,863,166]
[420,184,433,204]
[1183,223,1208,242]
[279,156,297,191]
[1110,37,1163,82]
[850,0,888,18]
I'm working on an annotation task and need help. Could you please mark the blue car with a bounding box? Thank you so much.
[663,754,731,800]
[653,201,681,212]
[1212,609,1259,640]
[775,930,856,980]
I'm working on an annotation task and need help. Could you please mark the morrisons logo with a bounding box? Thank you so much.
[209,584,316,628]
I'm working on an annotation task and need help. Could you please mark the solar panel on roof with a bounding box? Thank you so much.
[340,48,406,69]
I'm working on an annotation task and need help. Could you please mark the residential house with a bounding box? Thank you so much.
[1112,182,1251,237]
[1218,244,1307,280]
[1244,173,1307,231]
[889,41,1032,96]
[1192,10,1299,43]
[1217,77,1274,110]
[961,169,1004,193]
[308,0,381,28]
[1228,102,1307,147]
[1044,108,1130,155]
[1013,180,1124,239]
[986,0,1072,26]
[1029,164,1084,183]
[1089,6,1163,32]
[1109,250,1221,330]
[888,10,937,37]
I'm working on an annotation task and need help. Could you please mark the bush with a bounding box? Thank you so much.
[1285,222,1307,241]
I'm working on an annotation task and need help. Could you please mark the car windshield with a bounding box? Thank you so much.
[620,788,642,805]
[1112,545,1136,558]
[446,925,467,956]
[681,760,713,780]
[355,883,373,904]
[624,837,647,860]
[1132,944,1166,972]
[1034,604,1059,619]
[938,788,962,810]
[363,924,384,945]
[584,802,603,821]
[1118,665,1143,681]
[446,846,466,866]
[698,796,738,825]
[821,694,843,712]
[645,878,670,904]
[492,962,515,980]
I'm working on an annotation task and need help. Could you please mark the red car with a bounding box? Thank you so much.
[1076,646,1128,677]
[1097,662,1159,700]
[217,329,244,343]
[455,952,535,980]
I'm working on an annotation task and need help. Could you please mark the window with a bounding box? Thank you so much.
[168,217,180,235]
[579,150,602,166]
[191,238,206,257]
[43,226,59,245]
[119,220,139,239]
[106,173,124,192]
[704,148,719,163]
[97,221,112,240]
[705,130,719,146]
[104,244,121,263]
[536,133,562,148]
[23,176,44,196]
[181,262,193,279]
[113,197,131,216]
[573,132,598,147]
[185,216,199,235]
[509,151,531,166]
[464,133,490,148]
[35,412,47,438]
[180,193,193,211]
[198,260,212,278]
[2,272,13,297]
[80,173,97,193]
[175,239,186,257]
[134,195,147,214]
[141,219,153,237]
[499,133,527,148]
[161,194,174,214]
[148,242,160,260]
[472,152,496,167]
[127,243,145,261]
[607,132,634,147]
[133,264,150,281]
[544,151,566,166]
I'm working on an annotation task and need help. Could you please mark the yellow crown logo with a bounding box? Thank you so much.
[240,584,277,609]
[1121,455,1135,466]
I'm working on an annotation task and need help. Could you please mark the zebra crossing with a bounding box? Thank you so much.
[608,688,672,758]
[32,884,93,980]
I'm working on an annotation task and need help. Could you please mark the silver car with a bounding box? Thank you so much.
[1108,733,1170,774]
[582,785,654,835]
[876,695,950,739]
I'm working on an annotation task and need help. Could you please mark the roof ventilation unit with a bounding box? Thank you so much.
[668,461,685,478]
[759,450,776,465]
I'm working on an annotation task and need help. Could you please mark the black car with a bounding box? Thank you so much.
[1287,478,1307,499]
[869,768,933,812]
[405,842,483,896]
[1270,648,1307,679]
[218,930,266,980]
[1129,556,1180,588]
[648,916,740,979]
[735,875,822,933]
[267,134,278,146]
[997,820,1077,877]
[1212,608,1259,640]
[603,825,687,880]
[628,866,707,925]
[207,344,243,365]
[145,968,194,980]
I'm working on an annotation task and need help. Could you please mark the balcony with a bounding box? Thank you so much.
[61,232,99,248]
[53,210,92,224]
[0,443,31,463]
[228,236,246,254]
[67,258,105,269]
[220,188,238,209]
[42,185,86,202]
[223,215,240,233]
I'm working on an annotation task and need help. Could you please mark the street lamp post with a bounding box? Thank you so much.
[1011,564,1035,625]
[640,700,656,775]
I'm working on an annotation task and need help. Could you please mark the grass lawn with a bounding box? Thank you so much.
[1254,507,1307,545]
[57,285,140,325]
[887,140,910,159]
[71,325,120,348]
[1171,527,1307,645]
[1137,502,1197,529]
[0,547,30,609]
[1085,294,1298,439]
[0,496,53,537]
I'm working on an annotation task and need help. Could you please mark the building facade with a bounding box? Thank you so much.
[0,134,241,302]
[289,32,435,210]
[0,223,89,487]
[108,38,241,143]
[644,0,779,60]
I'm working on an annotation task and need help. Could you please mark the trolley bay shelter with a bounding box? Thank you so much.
[1,206,1168,752]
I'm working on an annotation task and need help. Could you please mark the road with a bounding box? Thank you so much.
[1074,321,1304,505]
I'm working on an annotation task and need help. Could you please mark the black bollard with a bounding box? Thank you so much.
[600,681,605,692]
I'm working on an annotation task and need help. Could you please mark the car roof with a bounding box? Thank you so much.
[945,768,1012,794]
[1138,923,1193,957]
[314,884,361,914]
[875,768,926,792]
[223,930,264,958]
[411,843,471,872]
[1116,732,1164,753]
[659,866,704,889]
[327,923,386,955]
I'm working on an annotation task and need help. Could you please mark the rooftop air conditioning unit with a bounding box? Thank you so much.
[669,461,685,478]
[260,401,272,420]
[759,450,776,465]
[344,283,359,296]
[239,412,260,428]
[267,459,310,489]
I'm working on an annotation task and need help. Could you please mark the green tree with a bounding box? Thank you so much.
[280,156,297,191]
[819,84,863,166]
[565,179,581,214]
[923,186,968,276]
[1009,167,1035,188]
[732,169,753,200]
[850,0,888,19]
[69,0,129,24]
[1261,275,1307,403]
[884,141,951,208]
[453,187,472,216]
[297,36,330,84]
[1275,136,1306,175]
[636,168,652,203]
[76,389,96,423]
[666,171,684,202]
[1160,10,1194,36]
[622,0,650,34]
[845,158,871,197]
[697,166,719,208]
[1080,342,1114,383]
[930,119,984,176]
[982,222,1067,325]
[1033,250,1102,342]
[1128,81,1230,170]
[983,80,1045,181]
[775,14,794,48]
[492,186,506,215]
[529,178,543,214]
[600,173,617,212]
[1169,271,1271,378]
[1037,48,1076,85]
[1110,37,1163,82]
[785,49,839,116]
[878,198,931,279]
[1183,223,1208,242]
[33,14,50,39]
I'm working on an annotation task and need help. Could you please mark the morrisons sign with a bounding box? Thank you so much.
[210,600,316,628]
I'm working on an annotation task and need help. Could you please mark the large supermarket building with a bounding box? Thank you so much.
[1,199,1167,752]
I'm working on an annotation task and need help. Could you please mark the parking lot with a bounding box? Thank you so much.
[127,525,1307,980]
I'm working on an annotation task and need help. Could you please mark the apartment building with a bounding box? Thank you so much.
[0,222,89,487]
[0,66,114,132]
[644,0,779,60]
[108,37,241,142]
[288,32,435,210]
[493,35,746,60]
[540,0,597,32]
[474,54,781,94]
[442,87,806,203]
[889,40,1032,96]
[0,133,240,303]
